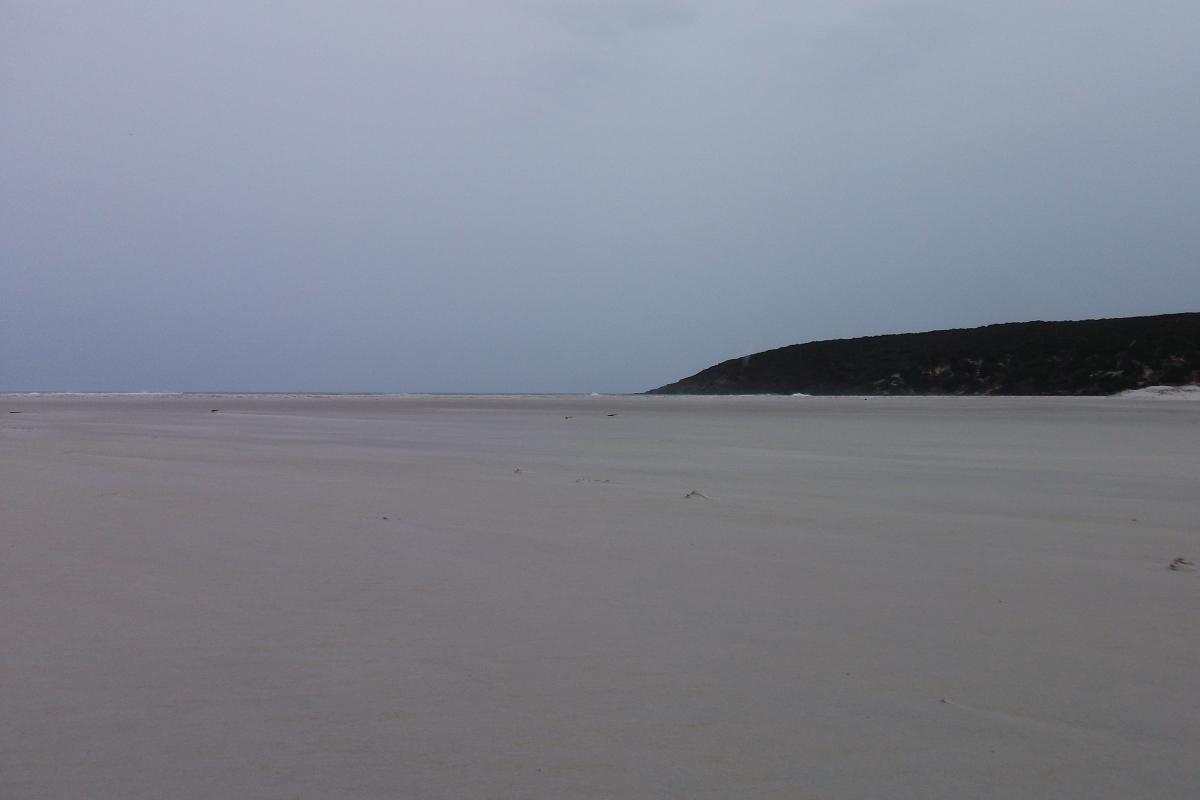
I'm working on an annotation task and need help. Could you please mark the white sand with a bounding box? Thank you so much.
[2,394,1198,799]
[1117,384,1200,400]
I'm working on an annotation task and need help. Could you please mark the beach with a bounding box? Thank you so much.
[2,393,1198,799]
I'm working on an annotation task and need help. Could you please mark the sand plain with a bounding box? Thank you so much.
[1,394,1198,799]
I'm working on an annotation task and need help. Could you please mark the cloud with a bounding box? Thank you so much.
[526,0,699,40]
[806,2,970,92]
[516,0,699,109]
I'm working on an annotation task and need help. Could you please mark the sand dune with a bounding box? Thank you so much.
[1118,384,1200,399]
[2,394,1198,799]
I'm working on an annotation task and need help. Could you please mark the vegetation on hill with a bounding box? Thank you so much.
[648,313,1200,395]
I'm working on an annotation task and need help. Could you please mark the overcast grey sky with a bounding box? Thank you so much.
[3,1,1198,392]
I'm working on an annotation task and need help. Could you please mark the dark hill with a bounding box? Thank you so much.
[648,313,1200,396]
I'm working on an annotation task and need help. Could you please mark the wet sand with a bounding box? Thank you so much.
[2,394,1198,799]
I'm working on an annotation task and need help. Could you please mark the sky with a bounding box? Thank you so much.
[3,1,1199,393]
